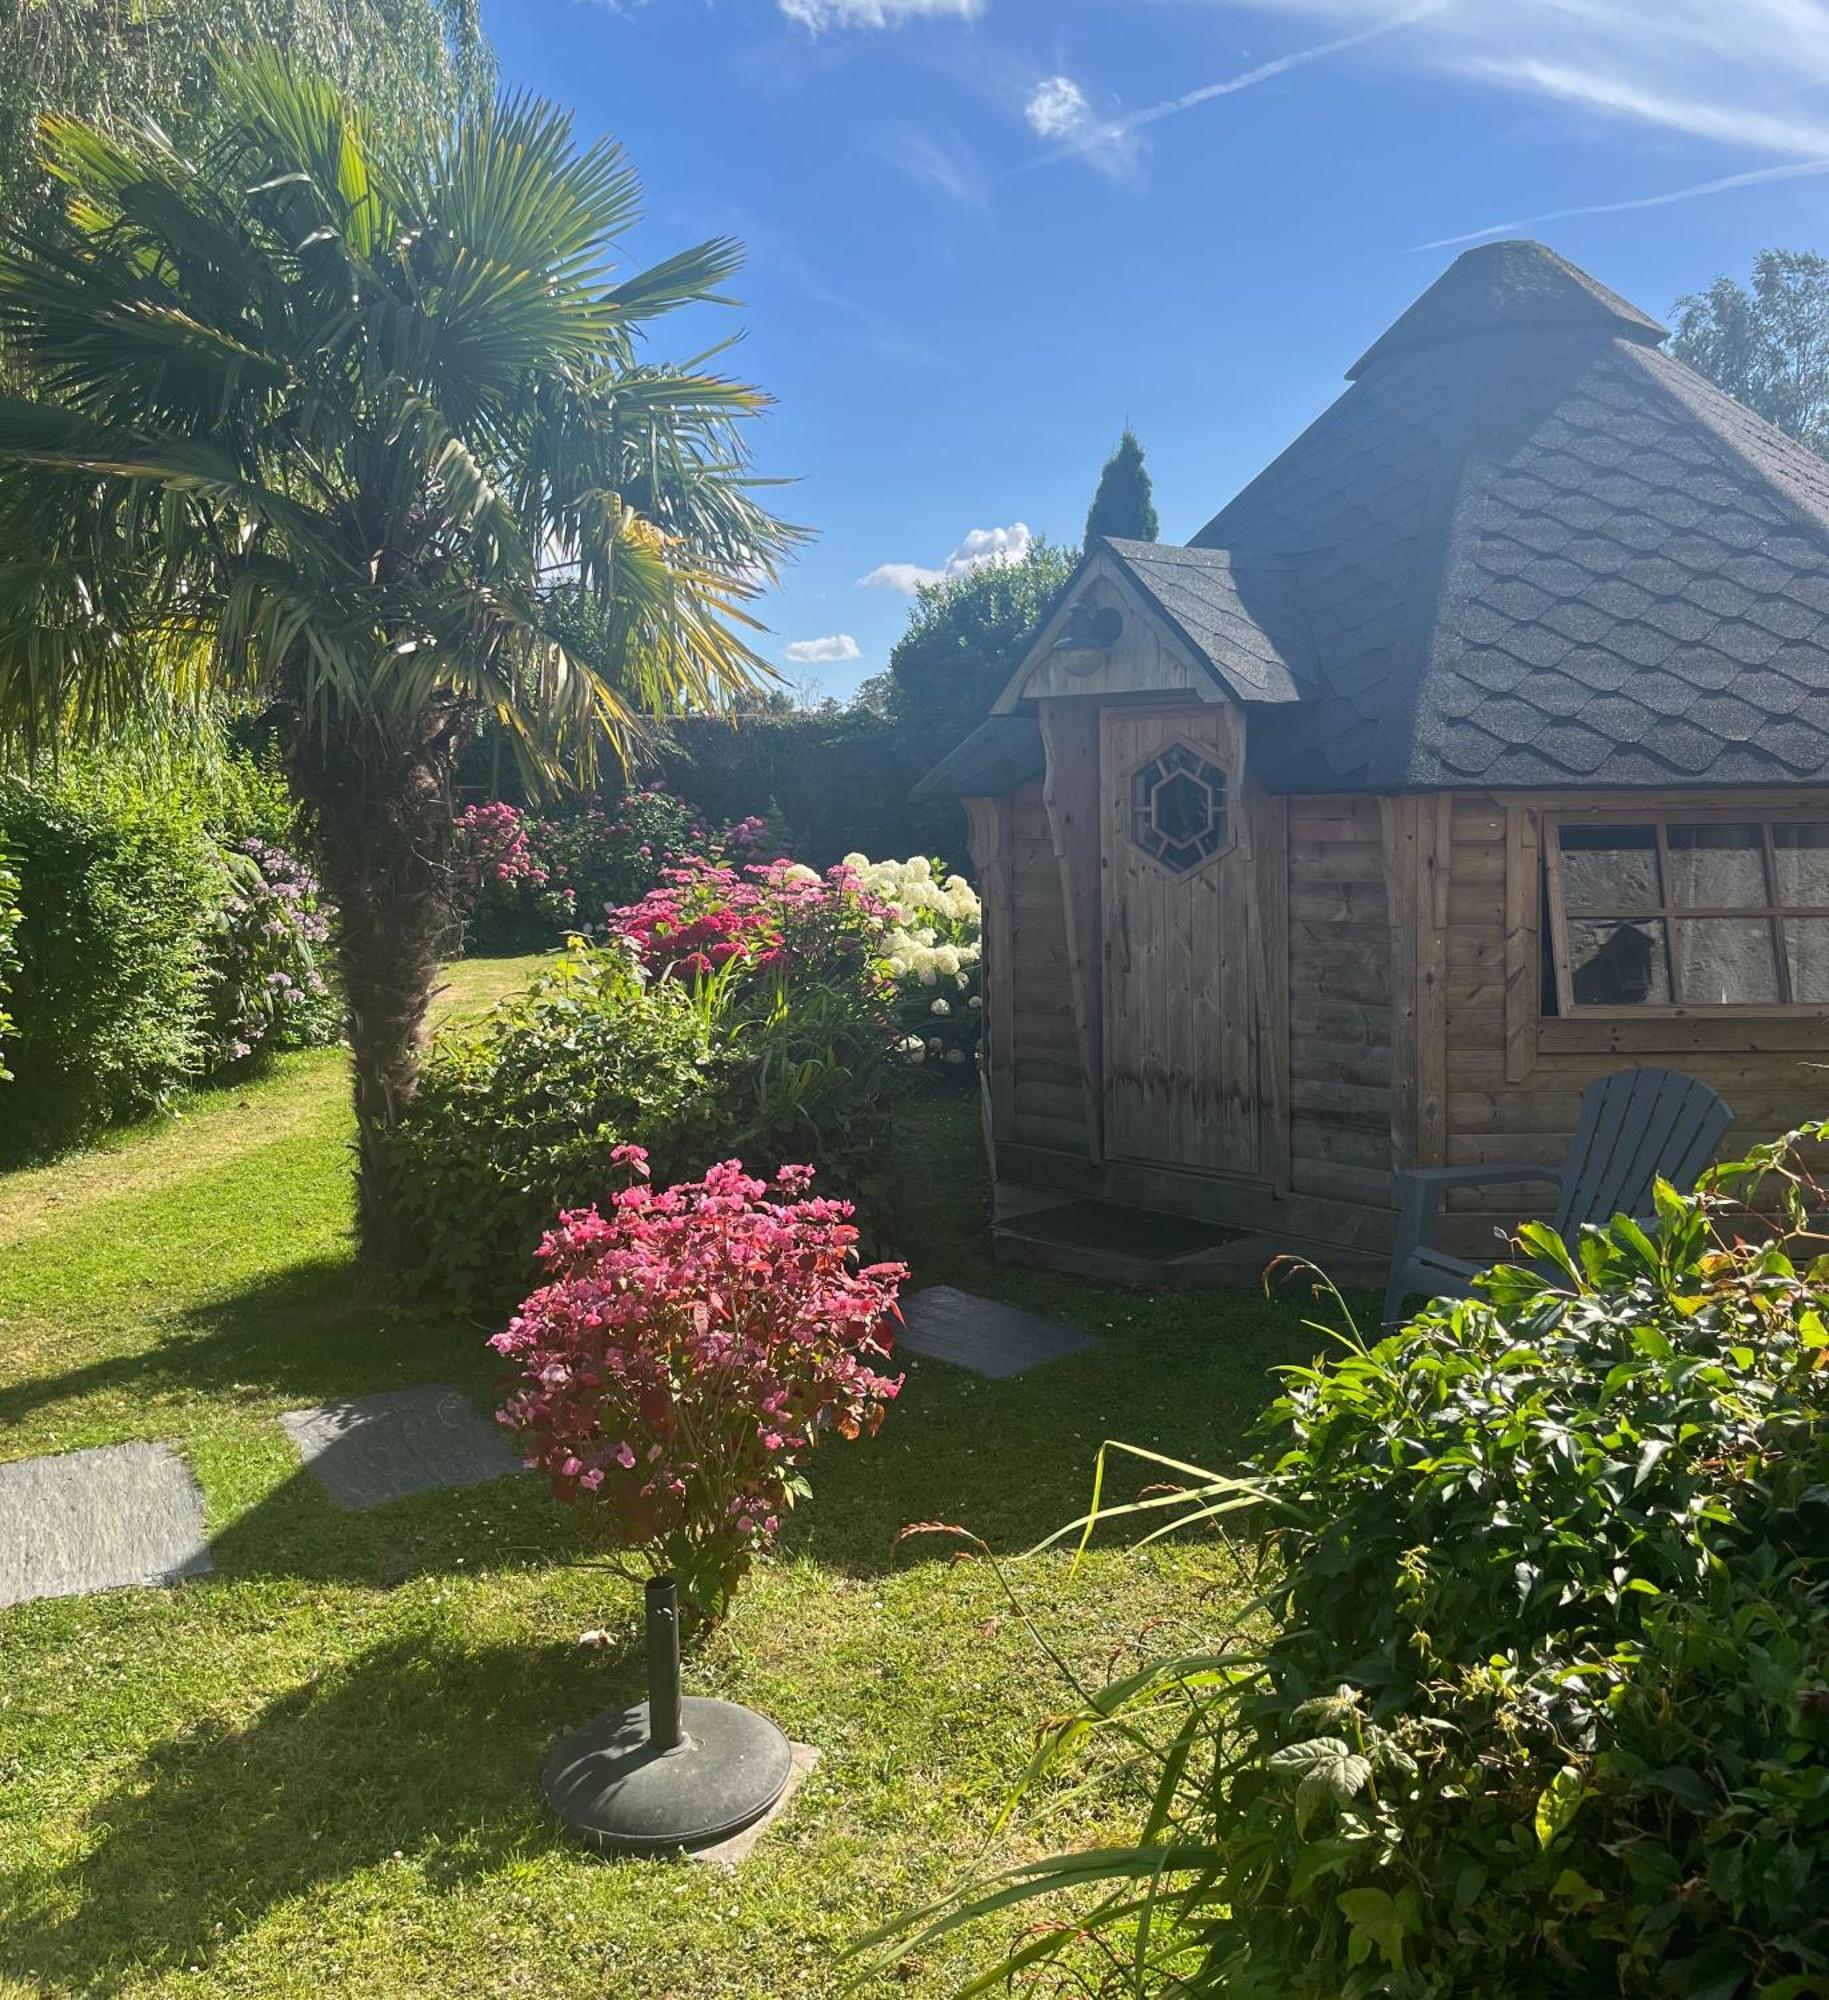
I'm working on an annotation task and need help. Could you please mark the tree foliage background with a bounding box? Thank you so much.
[1671,249,1829,457]
[0,0,489,221]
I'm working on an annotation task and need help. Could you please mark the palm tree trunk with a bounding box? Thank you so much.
[290,720,455,1283]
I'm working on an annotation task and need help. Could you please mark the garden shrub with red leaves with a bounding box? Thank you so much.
[493,1147,905,1625]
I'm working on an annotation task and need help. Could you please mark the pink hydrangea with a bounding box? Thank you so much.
[603,856,893,987]
[491,1150,905,1623]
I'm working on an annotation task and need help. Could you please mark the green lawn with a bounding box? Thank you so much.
[0,957,1337,1999]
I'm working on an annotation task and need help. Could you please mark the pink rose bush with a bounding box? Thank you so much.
[492,1147,905,1624]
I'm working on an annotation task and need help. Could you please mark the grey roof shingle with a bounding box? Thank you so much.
[1188,240,1829,791]
[1098,540,1312,704]
[920,239,1829,800]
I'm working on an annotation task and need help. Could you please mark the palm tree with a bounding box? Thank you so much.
[0,57,800,1274]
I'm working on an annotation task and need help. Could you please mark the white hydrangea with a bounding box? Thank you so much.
[930,996,951,1017]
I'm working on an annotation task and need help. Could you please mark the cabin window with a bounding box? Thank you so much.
[1128,743,1228,875]
[1544,815,1829,1013]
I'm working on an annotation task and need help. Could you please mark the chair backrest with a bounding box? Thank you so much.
[1552,1067,1735,1241]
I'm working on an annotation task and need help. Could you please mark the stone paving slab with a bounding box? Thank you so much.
[0,1441,212,1608]
[897,1285,1099,1380]
[278,1385,522,1510]
[690,1743,820,1868]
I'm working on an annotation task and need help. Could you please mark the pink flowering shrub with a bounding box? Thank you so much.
[492,1148,905,1624]
[607,856,892,987]
[449,791,705,952]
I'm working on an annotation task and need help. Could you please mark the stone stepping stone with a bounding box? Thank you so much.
[897,1285,1098,1380]
[278,1385,522,1511]
[0,1441,212,1608]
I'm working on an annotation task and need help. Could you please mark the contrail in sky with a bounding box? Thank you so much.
[1418,154,1829,251]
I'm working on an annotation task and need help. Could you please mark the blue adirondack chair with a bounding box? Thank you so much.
[1383,1067,1734,1326]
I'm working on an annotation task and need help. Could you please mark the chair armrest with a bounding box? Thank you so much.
[1389,1165,1566,1314]
[1396,1164,1565,1191]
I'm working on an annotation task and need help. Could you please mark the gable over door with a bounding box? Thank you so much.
[1101,705,1261,1176]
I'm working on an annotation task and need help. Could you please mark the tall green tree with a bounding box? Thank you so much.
[885,541,1077,756]
[0,59,799,1273]
[1083,427,1159,549]
[0,0,489,219]
[1671,250,1829,455]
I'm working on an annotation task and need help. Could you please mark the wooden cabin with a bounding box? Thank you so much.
[916,241,1829,1285]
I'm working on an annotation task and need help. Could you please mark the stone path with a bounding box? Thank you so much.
[690,1743,820,1868]
[0,1312,1087,1613]
[897,1285,1099,1379]
[0,1441,212,1608]
[278,1385,522,1510]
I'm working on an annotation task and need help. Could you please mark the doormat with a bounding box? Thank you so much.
[1001,1200,1242,1263]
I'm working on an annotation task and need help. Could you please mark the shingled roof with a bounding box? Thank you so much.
[1099,540,1312,704]
[922,240,1829,800]
[1190,240,1829,791]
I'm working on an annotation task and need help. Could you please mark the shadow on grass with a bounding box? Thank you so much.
[1,1632,641,1996]
[0,1257,499,1437]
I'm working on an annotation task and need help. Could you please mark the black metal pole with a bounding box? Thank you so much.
[645,1575,684,1752]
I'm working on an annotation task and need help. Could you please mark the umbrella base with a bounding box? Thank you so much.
[541,1697,795,1855]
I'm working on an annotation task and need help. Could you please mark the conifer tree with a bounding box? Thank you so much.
[1084,428,1159,548]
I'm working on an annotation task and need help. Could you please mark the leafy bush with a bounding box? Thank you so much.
[390,921,910,1307]
[880,1131,1829,1997]
[389,946,715,1302]
[0,744,340,1158]
[846,852,981,1076]
[0,764,225,1159]
[492,1149,904,1624]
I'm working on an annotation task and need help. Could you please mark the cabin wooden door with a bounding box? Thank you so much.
[1100,705,1259,1176]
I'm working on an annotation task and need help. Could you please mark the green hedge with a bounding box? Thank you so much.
[0,765,225,1158]
[0,744,340,1163]
[644,710,966,873]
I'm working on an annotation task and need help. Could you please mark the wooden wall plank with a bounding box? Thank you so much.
[1039,700,1105,1162]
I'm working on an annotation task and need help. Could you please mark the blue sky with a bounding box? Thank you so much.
[486,0,1829,701]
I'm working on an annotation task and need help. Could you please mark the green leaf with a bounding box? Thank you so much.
[1335,1886,1414,1968]
[1534,1765,1587,1850]
[1269,1735,1373,1833]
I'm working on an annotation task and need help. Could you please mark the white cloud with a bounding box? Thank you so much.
[783,633,863,663]
[860,521,1033,592]
[1021,73,1141,182]
[778,0,980,29]
[1026,76,1090,141]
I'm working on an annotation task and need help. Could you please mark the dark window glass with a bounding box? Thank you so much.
[1128,746,1227,876]
[1568,919,1670,1007]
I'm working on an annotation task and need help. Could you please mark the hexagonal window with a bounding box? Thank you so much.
[1128,743,1228,875]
